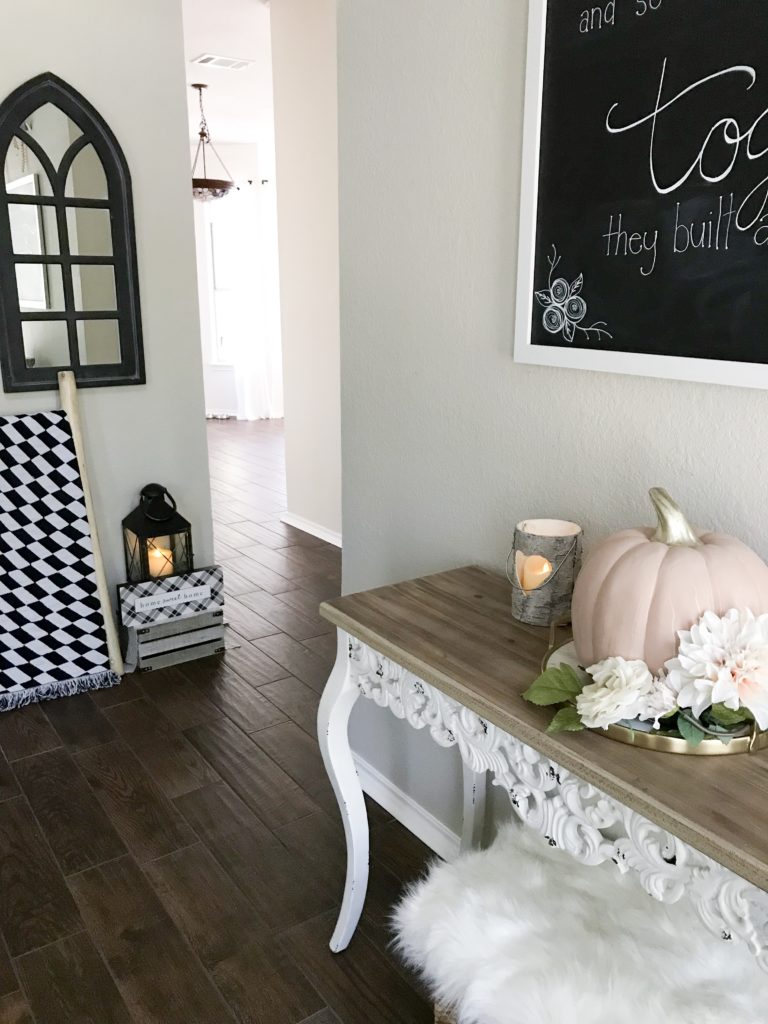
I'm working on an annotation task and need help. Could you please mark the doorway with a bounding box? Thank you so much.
[182,0,342,548]
[182,0,283,423]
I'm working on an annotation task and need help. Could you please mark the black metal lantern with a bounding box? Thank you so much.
[122,484,193,583]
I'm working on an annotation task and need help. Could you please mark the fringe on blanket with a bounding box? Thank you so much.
[0,670,122,713]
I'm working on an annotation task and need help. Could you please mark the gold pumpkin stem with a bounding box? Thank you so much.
[749,720,760,755]
[649,488,700,547]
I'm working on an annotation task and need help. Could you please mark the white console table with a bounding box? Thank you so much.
[317,566,768,973]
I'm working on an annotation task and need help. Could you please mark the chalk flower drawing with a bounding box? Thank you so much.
[535,246,612,343]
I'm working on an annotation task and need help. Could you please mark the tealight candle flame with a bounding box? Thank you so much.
[149,546,173,578]
[520,554,553,594]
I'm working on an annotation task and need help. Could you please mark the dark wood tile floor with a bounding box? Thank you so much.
[0,419,434,1024]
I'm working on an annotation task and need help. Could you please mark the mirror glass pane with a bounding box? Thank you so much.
[65,143,108,200]
[4,142,54,197]
[8,198,59,256]
[15,263,64,312]
[76,319,121,364]
[65,206,112,256]
[22,319,70,368]
[25,103,83,169]
[72,265,116,312]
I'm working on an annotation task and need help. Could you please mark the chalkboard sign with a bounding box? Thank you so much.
[514,1,768,389]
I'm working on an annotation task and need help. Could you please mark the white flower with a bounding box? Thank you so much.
[637,675,678,730]
[577,657,655,730]
[550,277,570,303]
[543,305,566,334]
[565,295,587,323]
[665,609,768,729]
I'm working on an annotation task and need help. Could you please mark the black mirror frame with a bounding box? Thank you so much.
[0,72,145,392]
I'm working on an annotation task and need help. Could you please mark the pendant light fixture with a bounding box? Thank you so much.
[191,83,235,201]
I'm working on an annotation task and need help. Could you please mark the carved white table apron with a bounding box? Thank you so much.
[318,629,768,972]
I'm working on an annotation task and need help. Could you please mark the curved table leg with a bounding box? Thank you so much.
[461,763,488,853]
[317,628,369,952]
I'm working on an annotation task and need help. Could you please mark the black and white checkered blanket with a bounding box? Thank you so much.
[0,410,119,711]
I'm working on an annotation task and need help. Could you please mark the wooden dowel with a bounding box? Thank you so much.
[58,371,124,675]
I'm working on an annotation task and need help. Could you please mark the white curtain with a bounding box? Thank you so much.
[196,181,284,420]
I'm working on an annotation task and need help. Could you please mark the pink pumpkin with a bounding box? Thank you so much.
[572,488,768,675]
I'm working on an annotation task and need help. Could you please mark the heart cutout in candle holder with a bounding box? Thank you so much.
[515,551,554,593]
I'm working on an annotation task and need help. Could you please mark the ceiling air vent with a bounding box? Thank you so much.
[191,54,253,71]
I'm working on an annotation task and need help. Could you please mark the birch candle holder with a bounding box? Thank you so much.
[508,519,582,627]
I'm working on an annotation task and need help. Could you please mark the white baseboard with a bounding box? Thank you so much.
[281,512,342,548]
[354,753,461,863]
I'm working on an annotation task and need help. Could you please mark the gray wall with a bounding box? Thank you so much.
[272,0,342,541]
[0,0,213,595]
[338,0,768,835]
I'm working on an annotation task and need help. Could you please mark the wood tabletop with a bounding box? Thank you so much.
[321,565,768,893]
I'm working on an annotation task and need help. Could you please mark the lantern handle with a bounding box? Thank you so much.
[160,487,178,513]
[140,483,178,523]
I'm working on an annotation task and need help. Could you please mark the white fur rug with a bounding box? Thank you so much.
[393,825,766,1023]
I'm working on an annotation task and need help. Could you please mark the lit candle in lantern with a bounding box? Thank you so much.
[520,555,553,593]
[122,485,193,584]
[149,546,174,578]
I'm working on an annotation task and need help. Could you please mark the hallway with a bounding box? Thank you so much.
[0,420,433,1024]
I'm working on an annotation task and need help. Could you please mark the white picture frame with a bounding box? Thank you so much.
[7,173,49,311]
[513,1,768,391]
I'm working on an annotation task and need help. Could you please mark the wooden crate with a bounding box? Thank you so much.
[118,566,226,671]
[131,610,225,671]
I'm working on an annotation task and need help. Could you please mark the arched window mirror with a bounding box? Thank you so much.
[0,73,144,391]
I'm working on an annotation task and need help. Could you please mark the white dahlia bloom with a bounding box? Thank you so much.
[577,658,655,730]
[665,609,768,729]
[637,675,678,729]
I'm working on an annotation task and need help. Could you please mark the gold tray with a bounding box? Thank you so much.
[544,640,768,757]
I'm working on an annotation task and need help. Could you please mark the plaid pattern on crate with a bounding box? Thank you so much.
[118,565,224,627]
[0,410,119,711]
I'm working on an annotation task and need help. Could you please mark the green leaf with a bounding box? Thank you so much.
[546,706,586,734]
[522,665,586,707]
[677,715,707,748]
[708,703,754,728]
